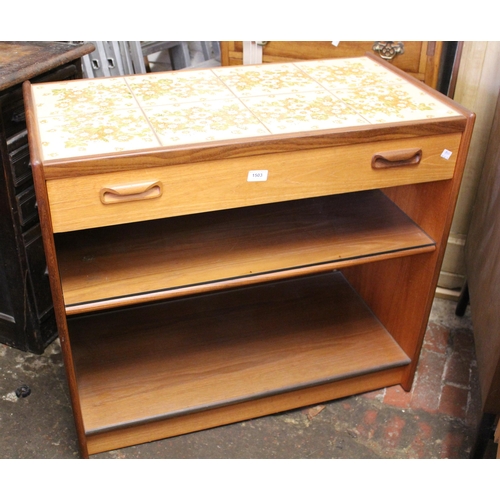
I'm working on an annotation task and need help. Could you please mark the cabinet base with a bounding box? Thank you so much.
[86,366,407,456]
[67,272,410,456]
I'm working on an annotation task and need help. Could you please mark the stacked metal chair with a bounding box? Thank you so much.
[81,41,220,78]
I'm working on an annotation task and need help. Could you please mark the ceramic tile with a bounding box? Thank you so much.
[32,78,137,118]
[242,91,369,134]
[296,57,406,91]
[296,57,460,123]
[125,70,235,106]
[212,63,324,97]
[333,83,461,124]
[37,109,160,160]
[144,98,271,146]
[31,56,462,161]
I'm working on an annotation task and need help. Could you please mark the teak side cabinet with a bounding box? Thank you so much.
[23,55,474,458]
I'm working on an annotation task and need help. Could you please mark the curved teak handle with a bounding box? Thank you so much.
[100,181,163,205]
[371,148,422,169]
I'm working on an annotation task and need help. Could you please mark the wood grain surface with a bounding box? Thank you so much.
[57,190,435,312]
[47,134,461,232]
[68,272,410,435]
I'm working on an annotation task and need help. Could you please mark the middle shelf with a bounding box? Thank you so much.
[56,189,435,314]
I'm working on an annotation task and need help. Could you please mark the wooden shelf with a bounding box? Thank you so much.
[68,272,410,437]
[57,190,435,314]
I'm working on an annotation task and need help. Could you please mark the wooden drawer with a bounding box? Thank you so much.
[0,95,26,138]
[48,134,461,232]
[8,142,32,188]
[15,185,39,229]
[23,224,53,319]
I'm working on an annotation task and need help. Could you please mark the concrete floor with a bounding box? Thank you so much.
[0,296,490,459]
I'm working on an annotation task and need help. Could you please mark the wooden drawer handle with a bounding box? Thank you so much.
[100,181,163,205]
[371,148,422,169]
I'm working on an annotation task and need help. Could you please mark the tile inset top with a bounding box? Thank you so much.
[30,57,462,161]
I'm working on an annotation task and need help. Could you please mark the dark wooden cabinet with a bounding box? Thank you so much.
[0,42,94,353]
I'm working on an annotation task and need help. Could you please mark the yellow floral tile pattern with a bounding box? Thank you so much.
[37,109,160,159]
[333,85,459,123]
[30,57,462,161]
[125,71,235,106]
[242,92,369,134]
[295,57,407,90]
[212,64,324,97]
[32,78,137,117]
[145,99,270,146]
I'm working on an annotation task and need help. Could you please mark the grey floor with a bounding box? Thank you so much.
[0,296,490,459]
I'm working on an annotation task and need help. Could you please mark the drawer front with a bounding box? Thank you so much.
[15,185,39,229]
[23,224,53,319]
[0,89,26,137]
[8,142,32,187]
[1,96,26,138]
[6,129,28,153]
[47,133,462,232]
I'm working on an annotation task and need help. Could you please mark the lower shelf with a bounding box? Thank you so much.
[69,271,410,452]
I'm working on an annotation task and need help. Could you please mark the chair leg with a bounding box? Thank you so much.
[470,412,497,458]
[169,43,191,70]
[455,281,469,317]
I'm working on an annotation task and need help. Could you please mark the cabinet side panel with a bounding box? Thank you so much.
[23,81,89,458]
[344,114,475,389]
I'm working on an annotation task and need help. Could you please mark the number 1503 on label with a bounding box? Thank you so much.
[247,170,269,182]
